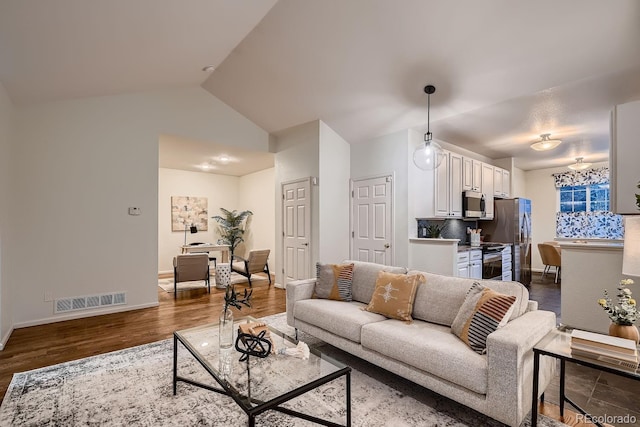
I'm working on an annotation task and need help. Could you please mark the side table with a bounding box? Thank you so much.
[215,263,231,289]
[531,328,639,427]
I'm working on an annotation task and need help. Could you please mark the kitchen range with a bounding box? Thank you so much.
[480,243,512,281]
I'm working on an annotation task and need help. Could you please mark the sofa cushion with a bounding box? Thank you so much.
[345,260,407,304]
[408,271,529,326]
[451,283,517,354]
[294,299,386,343]
[315,262,354,301]
[361,319,488,395]
[364,271,424,322]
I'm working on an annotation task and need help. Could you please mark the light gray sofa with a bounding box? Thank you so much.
[286,260,557,427]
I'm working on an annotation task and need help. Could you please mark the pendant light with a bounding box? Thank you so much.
[413,85,444,171]
[567,157,592,171]
[530,133,562,151]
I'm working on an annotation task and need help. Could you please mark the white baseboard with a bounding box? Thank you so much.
[0,325,14,351]
[12,302,160,330]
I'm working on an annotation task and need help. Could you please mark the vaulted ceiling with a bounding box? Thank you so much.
[2,0,639,172]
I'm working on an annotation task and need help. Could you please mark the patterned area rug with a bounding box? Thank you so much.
[0,313,565,427]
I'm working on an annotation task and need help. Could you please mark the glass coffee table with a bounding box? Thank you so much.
[173,316,351,426]
[531,327,639,427]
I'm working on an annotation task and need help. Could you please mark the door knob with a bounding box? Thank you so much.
[302,242,309,246]
[384,243,390,249]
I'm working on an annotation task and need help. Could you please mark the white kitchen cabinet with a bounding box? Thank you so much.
[493,167,510,198]
[462,157,482,192]
[469,249,482,279]
[481,163,494,219]
[456,251,470,278]
[433,151,463,218]
[610,100,640,214]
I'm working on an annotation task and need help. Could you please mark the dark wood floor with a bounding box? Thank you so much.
[0,273,615,426]
[0,278,286,401]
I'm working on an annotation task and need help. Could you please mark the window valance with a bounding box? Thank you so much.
[552,167,609,188]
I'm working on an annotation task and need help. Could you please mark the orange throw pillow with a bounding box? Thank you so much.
[364,271,424,322]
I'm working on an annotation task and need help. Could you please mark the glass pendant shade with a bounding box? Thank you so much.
[567,157,592,171]
[413,85,444,171]
[413,137,444,171]
[530,133,562,151]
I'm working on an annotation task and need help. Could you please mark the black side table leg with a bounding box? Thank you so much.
[559,360,566,417]
[346,371,352,427]
[531,351,540,427]
[173,334,178,395]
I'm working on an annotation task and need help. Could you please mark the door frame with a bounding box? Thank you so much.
[349,173,395,265]
[281,177,312,287]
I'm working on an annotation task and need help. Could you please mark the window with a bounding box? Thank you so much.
[559,183,609,213]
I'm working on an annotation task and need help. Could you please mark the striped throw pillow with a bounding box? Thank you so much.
[315,263,354,301]
[451,282,517,354]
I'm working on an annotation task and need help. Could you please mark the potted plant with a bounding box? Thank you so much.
[212,208,253,257]
[597,278,639,343]
[425,224,443,238]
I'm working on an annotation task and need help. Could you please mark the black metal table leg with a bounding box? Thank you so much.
[531,350,540,427]
[173,334,178,395]
[346,371,351,427]
[559,359,566,417]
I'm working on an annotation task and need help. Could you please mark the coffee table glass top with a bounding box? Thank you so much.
[175,316,348,409]
[534,327,640,377]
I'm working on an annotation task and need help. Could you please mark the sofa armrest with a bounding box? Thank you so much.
[485,310,557,427]
[526,299,538,312]
[285,278,317,327]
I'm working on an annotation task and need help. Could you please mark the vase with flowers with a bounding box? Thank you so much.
[219,285,252,349]
[597,278,639,344]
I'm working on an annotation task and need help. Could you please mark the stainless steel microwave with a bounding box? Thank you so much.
[463,191,486,218]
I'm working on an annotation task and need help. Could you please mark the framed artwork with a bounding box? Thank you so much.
[171,196,208,231]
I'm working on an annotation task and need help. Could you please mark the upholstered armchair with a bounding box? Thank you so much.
[173,253,210,298]
[231,249,271,287]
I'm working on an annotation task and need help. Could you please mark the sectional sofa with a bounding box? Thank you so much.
[286,260,557,427]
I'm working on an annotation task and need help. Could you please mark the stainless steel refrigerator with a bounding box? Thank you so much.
[483,198,532,286]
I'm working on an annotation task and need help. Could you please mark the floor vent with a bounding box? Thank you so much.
[55,292,126,314]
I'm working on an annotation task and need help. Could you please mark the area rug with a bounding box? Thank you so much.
[158,272,269,292]
[0,313,565,427]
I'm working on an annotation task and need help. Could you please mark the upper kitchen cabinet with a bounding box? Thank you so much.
[462,157,482,192]
[611,100,640,214]
[481,163,495,219]
[414,150,463,219]
[493,167,510,198]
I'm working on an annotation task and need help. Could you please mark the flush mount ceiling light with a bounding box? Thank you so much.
[413,85,444,171]
[530,133,562,151]
[567,157,592,171]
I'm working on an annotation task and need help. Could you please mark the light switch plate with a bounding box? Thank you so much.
[128,207,141,216]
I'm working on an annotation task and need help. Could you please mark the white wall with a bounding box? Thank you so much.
[273,121,320,284]
[0,82,13,349]
[524,161,608,271]
[238,167,276,267]
[158,168,239,273]
[319,121,350,263]
[9,87,269,327]
[511,166,526,198]
[351,129,410,267]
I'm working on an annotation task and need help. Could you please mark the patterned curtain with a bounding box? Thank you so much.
[556,212,624,239]
[552,167,609,188]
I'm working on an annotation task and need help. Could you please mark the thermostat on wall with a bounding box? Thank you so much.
[128,207,141,216]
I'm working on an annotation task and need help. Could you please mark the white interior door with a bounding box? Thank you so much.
[351,175,393,265]
[282,178,311,284]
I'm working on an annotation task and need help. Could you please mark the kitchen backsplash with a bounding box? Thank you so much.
[417,218,479,243]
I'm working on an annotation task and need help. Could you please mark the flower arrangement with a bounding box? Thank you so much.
[597,279,638,325]
[224,285,252,313]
